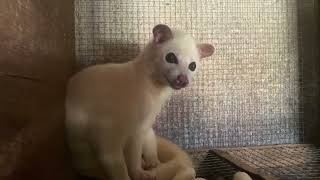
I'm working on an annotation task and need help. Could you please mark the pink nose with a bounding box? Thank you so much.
[175,74,189,87]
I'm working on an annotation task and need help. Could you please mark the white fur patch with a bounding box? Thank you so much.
[160,30,200,86]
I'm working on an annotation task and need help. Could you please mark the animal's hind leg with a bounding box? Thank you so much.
[142,128,160,170]
[125,134,156,180]
[99,147,131,180]
[90,124,130,180]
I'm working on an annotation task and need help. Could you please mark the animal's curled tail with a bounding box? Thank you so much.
[233,172,253,180]
[150,136,253,180]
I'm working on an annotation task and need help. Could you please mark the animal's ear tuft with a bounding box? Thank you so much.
[152,24,173,44]
[197,43,215,59]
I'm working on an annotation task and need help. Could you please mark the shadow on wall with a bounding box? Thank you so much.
[297,1,320,146]
[77,39,141,70]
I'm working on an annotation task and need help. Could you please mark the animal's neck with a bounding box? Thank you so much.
[133,47,171,95]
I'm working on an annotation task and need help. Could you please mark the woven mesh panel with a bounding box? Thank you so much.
[212,144,320,179]
[75,0,302,148]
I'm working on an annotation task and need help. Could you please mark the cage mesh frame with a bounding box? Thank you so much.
[74,0,308,149]
[74,0,320,179]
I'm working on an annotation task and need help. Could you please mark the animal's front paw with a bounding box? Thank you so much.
[142,158,160,170]
[172,167,196,180]
[133,169,156,180]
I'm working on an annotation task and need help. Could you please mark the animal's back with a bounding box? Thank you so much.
[66,61,144,128]
[65,62,138,177]
[65,62,133,134]
[66,62,136,108]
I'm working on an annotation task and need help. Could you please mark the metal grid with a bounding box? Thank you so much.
[211,144,320,179]
[75,0,303,148]
[189,150,243,180]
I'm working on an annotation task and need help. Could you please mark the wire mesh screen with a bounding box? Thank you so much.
[189,150,265,180]
[212,144,320,179]
[189,150,248,180]
[75,0,302,148]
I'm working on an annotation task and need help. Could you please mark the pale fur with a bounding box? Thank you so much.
[142,129,201,180]
[142,130,253,180]
[66,59,171,180]
[233,172,252,180]
[159,30,201,86]
[65,25,214,180]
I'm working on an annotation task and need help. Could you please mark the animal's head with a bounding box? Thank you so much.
[146,24,214,90]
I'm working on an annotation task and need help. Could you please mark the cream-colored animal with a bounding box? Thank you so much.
[65,24,214,180]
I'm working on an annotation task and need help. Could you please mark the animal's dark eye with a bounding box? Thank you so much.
[189,62,196,71]
[165,52,178,64]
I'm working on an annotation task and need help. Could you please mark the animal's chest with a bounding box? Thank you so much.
[140,94,162,119]
[132,91,167,129]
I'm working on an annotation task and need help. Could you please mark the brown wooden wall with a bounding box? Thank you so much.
[298,1,320,146]
[0,0,76,179]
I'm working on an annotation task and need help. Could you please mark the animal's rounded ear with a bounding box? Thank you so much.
[197,43,215,59]
[152,24,173,44]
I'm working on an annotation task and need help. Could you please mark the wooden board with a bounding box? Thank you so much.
[0,0,75,179]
